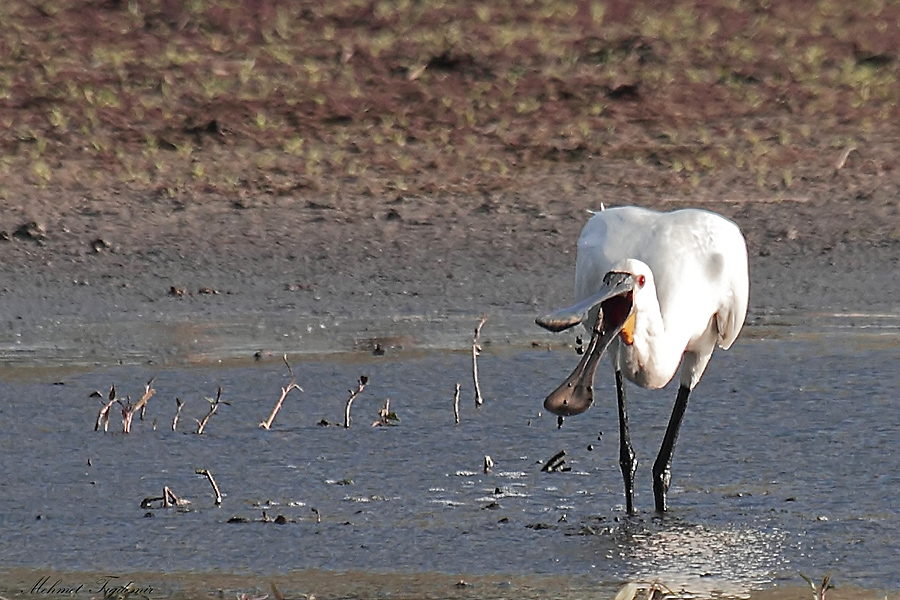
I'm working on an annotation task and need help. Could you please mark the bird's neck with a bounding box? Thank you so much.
[623,293,685,389]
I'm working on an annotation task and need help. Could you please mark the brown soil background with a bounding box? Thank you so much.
[0,1,899,361]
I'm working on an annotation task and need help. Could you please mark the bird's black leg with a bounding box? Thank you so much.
[652,384,691,512]
[615,369,637,515]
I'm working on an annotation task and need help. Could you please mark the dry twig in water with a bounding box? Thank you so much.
[141,486,190,509]
[196,387,228,434]
[473,315,487,406]
[372,397,399,426]
[453,382,461,425]
[119,379,155,433]
[260,354,304,429]
[541,450,570,473]
[344,375,368,428]
[195,468,223,505]
[94,385,117,432]
[172,397,185,431]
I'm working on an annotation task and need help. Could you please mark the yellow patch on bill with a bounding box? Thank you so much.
[619,312,636,345]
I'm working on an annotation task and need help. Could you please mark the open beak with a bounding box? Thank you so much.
[536,272,637,416]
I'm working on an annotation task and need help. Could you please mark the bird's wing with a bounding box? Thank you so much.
[713,227,749,350]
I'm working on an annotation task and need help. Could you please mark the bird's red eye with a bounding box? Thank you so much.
[638,275,646,287]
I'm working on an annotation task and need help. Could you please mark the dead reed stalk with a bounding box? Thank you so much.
[172,397,185,431]
[259,354,304,430]
[344,375,368,428]
[141,486,190,509]
[195,468,223,505]
[94,385,117,432]
[119,379,155,433]
[472,315,487,407]
[196,387,227,434]
[373,397,398,426]
[483,455,494,474]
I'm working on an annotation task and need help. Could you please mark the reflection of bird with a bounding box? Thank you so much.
[537,206,749,513]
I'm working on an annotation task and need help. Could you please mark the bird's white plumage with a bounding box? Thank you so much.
[573,206,748,390]
[537,205,749,512]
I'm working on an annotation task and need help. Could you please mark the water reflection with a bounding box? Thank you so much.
[612,518,787,597]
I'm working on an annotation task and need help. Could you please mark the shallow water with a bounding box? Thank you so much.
[1,331,899,598]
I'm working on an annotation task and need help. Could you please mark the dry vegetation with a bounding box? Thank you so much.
[0,0,898,208]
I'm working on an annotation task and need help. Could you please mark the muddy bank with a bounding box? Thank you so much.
[0,192,898,365]
[0,568,886,600]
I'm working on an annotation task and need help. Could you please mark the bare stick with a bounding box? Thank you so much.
[196,469,223,505]
[541,450,569,473]
[453,382,461,425]
[473,315,487,407]
[260,354,304,429]
[373,397,399,426]
[374,397,388,426]
[172,397,185,431]
[94,385,117,432]
[119,379,156,433]
[143,486,190,508]
[344,375,368,428]
[163,486,190,507]
[196,387,228,434]
[164,486,177,507]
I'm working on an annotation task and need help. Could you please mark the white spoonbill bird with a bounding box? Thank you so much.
[536,206,749,513]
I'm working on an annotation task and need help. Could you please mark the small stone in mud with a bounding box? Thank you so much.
[90,237,112,252]
[13,221,46,242]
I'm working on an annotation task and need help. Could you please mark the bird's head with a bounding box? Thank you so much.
[536,259,652,417]
[595,259,652,343]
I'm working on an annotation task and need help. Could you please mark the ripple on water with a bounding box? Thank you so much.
[0,334,899,594]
